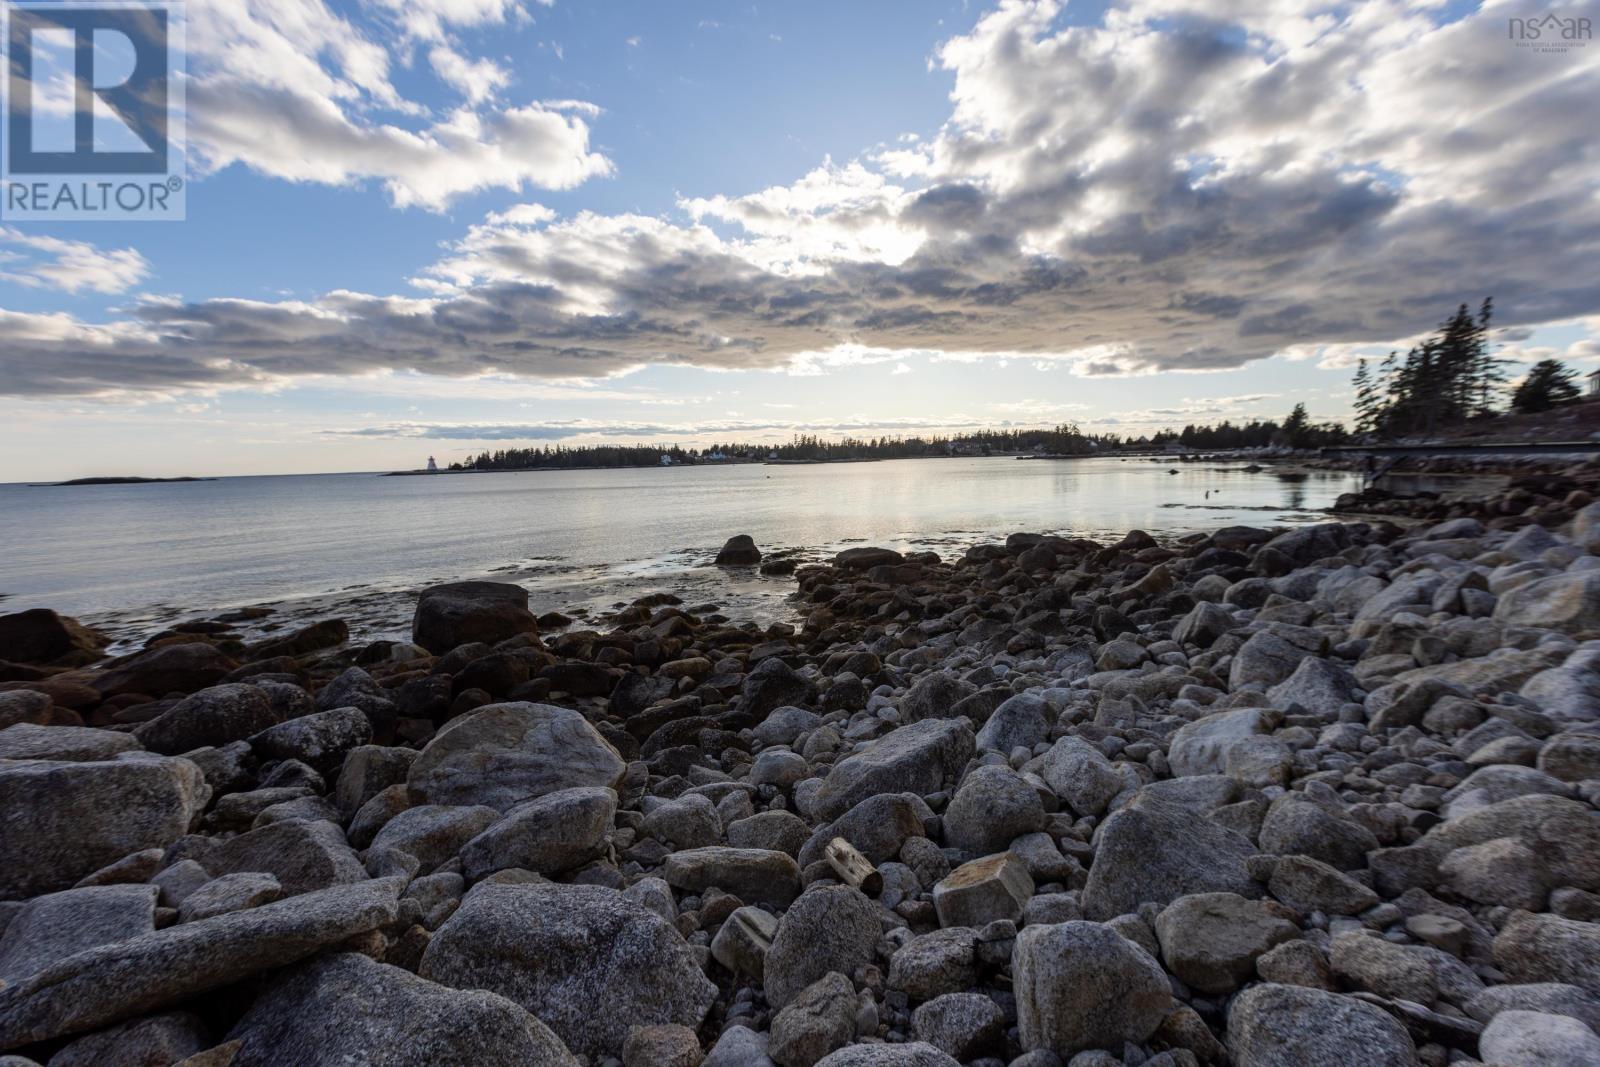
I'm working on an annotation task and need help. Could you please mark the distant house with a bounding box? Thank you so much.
[1589,369,1600,397]
[659,454,674,466]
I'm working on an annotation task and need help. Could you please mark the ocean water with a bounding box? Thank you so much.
[0,457,1359,641]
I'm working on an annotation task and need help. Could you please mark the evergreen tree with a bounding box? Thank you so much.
[1511,359,1581,413]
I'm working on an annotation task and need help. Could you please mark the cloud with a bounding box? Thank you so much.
[0,230,150,295]
[6,0,1600,395]
[327,415,1003,441]
[183,0,611,208]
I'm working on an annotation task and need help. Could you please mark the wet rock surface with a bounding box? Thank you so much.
[2,511,1600,1064]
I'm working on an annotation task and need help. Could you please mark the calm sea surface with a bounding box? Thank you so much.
[0,457,1359,639]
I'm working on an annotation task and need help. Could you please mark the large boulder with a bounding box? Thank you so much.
[1154,892,1299,994]
[898,672,978,724]
[814,719,974,822]
[0,755,208,900]
[764,886,881,1009]
[406,702,626,811]
[1478,1009,1600,1067]
[0,879,401,1049]
[411,581,539,655]
[1013,921,1173,1056]
[1494,911,1600,996]
[715,535,762,566]
[1038,735,1122,818]
[974,693,1050,753]
[227,952,576,1067]
[742,658,814,718]
[0,609,107,666]
[1081,792,1260,921]
[943,765,1044,854]
[1521,648,1600,722]
[1495,571,1600,635]
[419,883,715,1060]
[1226,983,1418,1067]
[135,684,284,755]
[91,643,237,698]
[250,706,372,774]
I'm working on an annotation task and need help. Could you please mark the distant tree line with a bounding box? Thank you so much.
[446,410,1359,472]
[1350,298,1587,435]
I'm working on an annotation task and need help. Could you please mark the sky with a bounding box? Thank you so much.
[3,0,1599,479]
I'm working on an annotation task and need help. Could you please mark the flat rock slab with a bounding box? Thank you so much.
[661,847,801,909]
[0,884,157,985]
[228,952,576,1066]
[0,878,402,1050]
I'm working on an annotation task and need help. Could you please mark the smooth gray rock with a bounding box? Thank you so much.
[1013,921,1173,1056]
[406,703,626,811]
[814,720,974,822]
[1154,892,1298,995]
[0,756,208,901]
[1038,736,1121,818]
[975,693,1050,753]
[204,818,367,896]
[1494,912,1600,996]
[419,882,715,1059]
[1495,571,1600,635]
[704,1025,778,1067]
[249,707,372,775]
[911,992,1004,1061]
[369,804,500,873]
[134,684,282,755]
[888,929,979,1003]
[0,879,402,1049]
[460,786,616,880]
[1081,792,1260,921]
[1478,1009,1600,1067]
[943,766,1044,854]
[1226,983,1417,1067]
[411,581,539,655]
[228,952,576,1067]
[769,971,857,1067]
[764,886,881,1010]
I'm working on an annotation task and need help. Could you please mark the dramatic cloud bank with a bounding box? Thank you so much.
[4,0,1598,398]
[186,0,611,208]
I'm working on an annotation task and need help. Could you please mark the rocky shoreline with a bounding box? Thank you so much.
[1,511,1598,1067]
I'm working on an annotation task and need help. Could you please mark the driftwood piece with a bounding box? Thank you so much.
[825,836,883,895]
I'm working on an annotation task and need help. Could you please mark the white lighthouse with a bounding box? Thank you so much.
[426,455,439,472]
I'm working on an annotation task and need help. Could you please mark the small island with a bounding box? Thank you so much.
[36,476,216,487]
